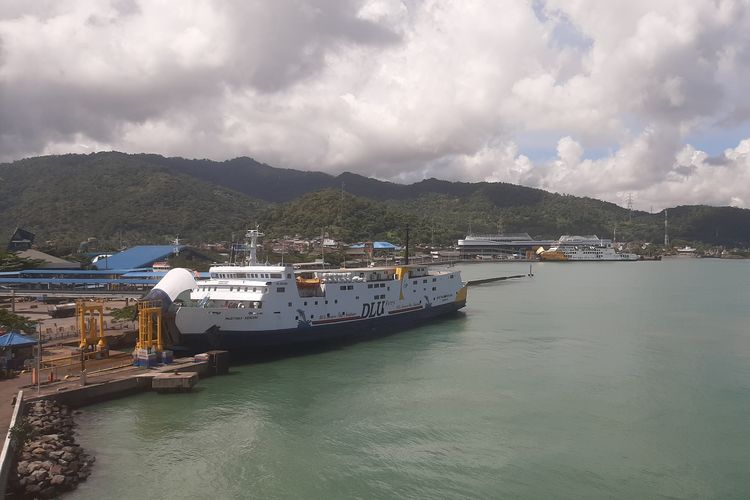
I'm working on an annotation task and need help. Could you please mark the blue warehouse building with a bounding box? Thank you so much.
[0,245,209,295]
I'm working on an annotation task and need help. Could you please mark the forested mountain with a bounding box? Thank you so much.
[0,153,264,249]
[1,152,749,252]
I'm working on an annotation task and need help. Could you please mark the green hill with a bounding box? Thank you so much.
[0,153,264,251]
[1,152,749,251]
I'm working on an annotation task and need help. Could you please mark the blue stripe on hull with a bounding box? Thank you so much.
[178,301,465,352]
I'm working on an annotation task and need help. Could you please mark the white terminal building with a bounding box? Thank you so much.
[457,233,556,259]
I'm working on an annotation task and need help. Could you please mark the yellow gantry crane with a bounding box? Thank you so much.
[76,301,108,352]
[134,300,175,366]
[136,300,164,352]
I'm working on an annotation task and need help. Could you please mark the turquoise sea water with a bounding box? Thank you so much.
[72,259,750,499]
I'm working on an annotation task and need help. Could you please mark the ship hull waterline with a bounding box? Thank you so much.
[176,300,466,352]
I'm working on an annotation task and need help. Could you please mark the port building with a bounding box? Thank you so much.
[457,233,556,259]
[0,244,211,296]
[7,228,79,269]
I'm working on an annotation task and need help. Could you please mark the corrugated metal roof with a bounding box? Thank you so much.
[16,269,151,275]
[0,277,169,285]
[122,271,210,278]
[0,331,38,347]
[94,245,184,270]
[15,249,80,269]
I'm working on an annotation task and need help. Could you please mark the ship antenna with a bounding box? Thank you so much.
[246,225,264,265]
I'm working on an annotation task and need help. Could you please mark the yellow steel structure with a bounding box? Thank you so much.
[76,301,107,350]
[137,300,164,352]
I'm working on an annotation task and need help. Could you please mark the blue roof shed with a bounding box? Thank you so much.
[0,331,38,348]
[94,245,184,270]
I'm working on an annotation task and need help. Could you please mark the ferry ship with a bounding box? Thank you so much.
[538,235,639,262]
[149,230,468,351]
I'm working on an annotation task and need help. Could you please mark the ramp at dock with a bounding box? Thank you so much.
[466,275,527,286]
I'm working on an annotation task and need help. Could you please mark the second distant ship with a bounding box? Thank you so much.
[538,235,639,261]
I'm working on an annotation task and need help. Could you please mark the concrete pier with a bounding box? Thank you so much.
[152,372,198,393]
[22,354,227,408]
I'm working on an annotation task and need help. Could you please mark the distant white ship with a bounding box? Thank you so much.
[538,235,639,262]
[669,246,699,258]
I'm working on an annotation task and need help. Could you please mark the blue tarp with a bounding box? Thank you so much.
[0,331,38,348]
[349,241,399,250]
[94,245,184,270]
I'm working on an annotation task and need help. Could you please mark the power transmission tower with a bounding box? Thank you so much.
[627,193,633,222]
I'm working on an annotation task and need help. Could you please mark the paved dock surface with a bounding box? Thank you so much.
[1,298,137,433]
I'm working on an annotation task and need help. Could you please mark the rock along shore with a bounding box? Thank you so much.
[11,400,94,499]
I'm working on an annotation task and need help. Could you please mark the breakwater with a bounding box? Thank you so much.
[11,400,93,498]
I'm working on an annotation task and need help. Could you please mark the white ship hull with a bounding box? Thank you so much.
[171,264,467,351]
[539,235,639,262]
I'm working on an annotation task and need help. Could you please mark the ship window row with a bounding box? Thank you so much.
[197,285,265,293]
[339,285,354,290]
[367,283,386,288]
[374,294,385,299]
[212,272,282,279]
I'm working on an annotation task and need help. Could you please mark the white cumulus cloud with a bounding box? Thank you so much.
[1,0,749,210]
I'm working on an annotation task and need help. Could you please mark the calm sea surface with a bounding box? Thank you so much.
[73,260,750,499]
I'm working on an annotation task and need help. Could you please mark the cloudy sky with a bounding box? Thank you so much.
[1,0,749,210]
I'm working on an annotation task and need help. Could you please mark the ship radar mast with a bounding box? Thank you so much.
[245,226,264,265]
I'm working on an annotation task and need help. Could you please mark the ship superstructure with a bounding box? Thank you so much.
[538,235,639,262]
[159,229,468,350]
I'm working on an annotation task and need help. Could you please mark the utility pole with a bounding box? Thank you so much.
[404,225,410,265]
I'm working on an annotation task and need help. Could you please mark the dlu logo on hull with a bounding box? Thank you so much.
[361,301,386,318]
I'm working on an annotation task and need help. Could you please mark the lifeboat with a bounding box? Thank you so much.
[296,276,321,287]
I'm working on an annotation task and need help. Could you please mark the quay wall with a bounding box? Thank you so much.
[24,360,211,409]
[0,391,25,496]
[24,377,151,409]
